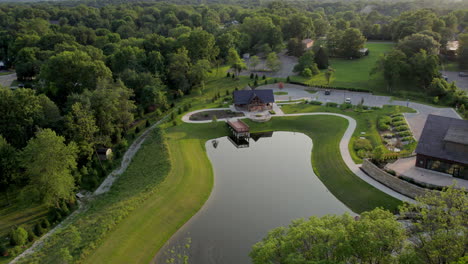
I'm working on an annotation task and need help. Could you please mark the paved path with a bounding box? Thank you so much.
[240,51,298,78]
[256,85,461,140]
[181,110,414,203]
[0,72,16,87]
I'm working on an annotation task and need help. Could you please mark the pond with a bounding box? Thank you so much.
[154,132,352,264]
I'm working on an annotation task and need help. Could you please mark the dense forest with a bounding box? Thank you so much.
[0,0,467,260]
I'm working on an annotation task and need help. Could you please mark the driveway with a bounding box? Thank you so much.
[441,71,468,92]
[256,84,461,140]
[0,72,16,87]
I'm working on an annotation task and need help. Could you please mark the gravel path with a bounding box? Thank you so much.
[10,111,174,263]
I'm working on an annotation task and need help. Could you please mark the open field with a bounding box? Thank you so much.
[280,103,416,163]
[291,42,394,92]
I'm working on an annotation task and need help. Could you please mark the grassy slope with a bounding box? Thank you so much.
[245,116,402,213]
[85,137,212,263]
[291,42,394,91]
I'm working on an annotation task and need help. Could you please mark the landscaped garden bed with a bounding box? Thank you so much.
[189,110,244,121]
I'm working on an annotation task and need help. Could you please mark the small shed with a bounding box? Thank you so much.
[0,61,5,70]
[302,39,314,49]
[359,48,369,56]
[97,148,113,160]
[243,53,250,60]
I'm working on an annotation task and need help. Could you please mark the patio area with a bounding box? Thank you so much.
[386,157,468,189]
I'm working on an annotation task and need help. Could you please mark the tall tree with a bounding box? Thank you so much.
[314,47,329,69]
[40,50,112,104]
[411,50,440,89]
[226,48,245,77]
[458,33,468,70]
[21,129,78,208]
[0,135,19,205]
[372,49,409,91]
[293,50,315,73]
[64,102,99,161]
[250,208,406,264]
[339,28,366,58]
[400,185,468,264]
[266,52,281,72]
[168,48,191,92]
[249,56,260,71]
[397,33,441,56]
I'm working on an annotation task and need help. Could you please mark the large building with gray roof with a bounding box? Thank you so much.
[415,114,468,179]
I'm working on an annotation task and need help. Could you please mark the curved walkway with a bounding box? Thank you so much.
[182,109,414,203]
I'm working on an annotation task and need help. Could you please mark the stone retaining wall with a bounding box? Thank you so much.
[361,160,431,199]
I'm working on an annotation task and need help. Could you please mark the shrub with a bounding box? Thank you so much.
[357,149,368,159]
[392,121,406,127]
[391,113,403,118]
[286,76,290,83]
[226,72,231,78]
[398,131,412,137]
[354,138,373,151]
[309,101,322,105]
[250,73,254,79]
[262,74,266,80]
[392,116,404,122]
[34,223,45,236]
[371,106,380,110]
[0,244,7,256]
[145,120,150,128]
[10,227,28,246]
[378,122,390,131]
[269,110,276,115]
[401,136,414,142]
[135,126,140,134]
[395,125,409,132]
[8,246,23,257]
[172,120,177,126]
[326,102,338,107]
[28,229,36,242]
[340,103,353,110]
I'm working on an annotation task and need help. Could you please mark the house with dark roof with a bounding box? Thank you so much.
[415,115,468,179]
[233,89,274,112]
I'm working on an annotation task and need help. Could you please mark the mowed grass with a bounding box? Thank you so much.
[280,103,416,163]
[291,42,394,92]
[245,115,402,213]
[85,136,213,263]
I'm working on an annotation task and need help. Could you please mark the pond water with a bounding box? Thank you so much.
[154,132,351,264]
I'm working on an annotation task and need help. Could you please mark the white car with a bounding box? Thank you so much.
[345,98,351,104]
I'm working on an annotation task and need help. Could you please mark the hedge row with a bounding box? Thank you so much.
[287,81,370,93]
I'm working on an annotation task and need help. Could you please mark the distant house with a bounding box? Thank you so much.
[302,39,314,50]
[415,115,468,179]
[444,41,459,58]
[358,48,369,56]
[233,89,274,112]
[243,53,250,60]
[96,148,113,160]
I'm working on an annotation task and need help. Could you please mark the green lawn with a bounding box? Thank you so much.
[291,42,395,92]
[280,103,416,163]
[274,91,288,95]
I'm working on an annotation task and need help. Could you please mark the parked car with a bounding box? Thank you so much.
[345,98,351,104]
[18,83,24,88]
[459,72,468,77]
[325,89,331,95]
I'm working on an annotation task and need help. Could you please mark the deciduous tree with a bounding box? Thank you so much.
[21,129,78,207]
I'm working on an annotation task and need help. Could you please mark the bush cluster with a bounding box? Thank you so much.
[377,116,392,131]
[398,131,412,137]
[395,125,409,132]
[309,101,322,105]
[325,102,338,107]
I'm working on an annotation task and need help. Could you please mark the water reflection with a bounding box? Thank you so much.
[225,131,274,148]
[154,132,351,264]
